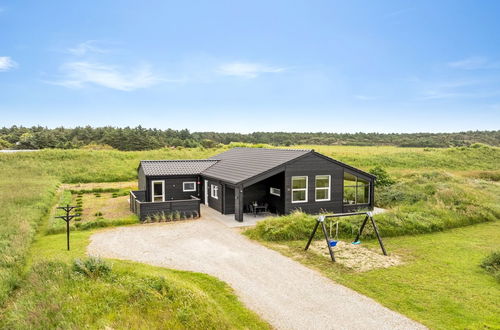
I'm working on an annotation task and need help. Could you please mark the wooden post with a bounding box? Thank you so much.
[234,185,244,222]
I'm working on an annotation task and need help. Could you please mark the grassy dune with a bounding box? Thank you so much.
[1,231,268,329]
[0,144,498,327]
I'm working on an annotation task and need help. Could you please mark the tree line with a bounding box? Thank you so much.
[0,126,498,150]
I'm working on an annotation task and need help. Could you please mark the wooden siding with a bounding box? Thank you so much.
[206,179,223,213]
[144,175,200,202]
[130,191,201,221]
[284,153,344,214]
[138,166,146,191]
[224,186,235,214]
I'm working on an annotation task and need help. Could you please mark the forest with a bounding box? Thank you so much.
[0,125,499,150]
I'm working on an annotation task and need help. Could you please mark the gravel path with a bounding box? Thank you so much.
[88,213,425,329]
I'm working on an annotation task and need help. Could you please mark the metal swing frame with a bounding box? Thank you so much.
[304,211,387,262]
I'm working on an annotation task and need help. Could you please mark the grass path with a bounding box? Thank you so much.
[256,221,500,329]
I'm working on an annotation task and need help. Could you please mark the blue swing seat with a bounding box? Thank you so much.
[352,240,361,245]
[329,240,338,247]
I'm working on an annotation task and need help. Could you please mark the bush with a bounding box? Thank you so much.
[94,211,103,217]
[369,166,395,187]
[72,257,111,279]
[480,251,500,281]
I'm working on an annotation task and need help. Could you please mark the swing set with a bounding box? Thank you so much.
[304,211,387,262]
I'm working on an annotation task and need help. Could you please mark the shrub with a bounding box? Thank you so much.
[480,251,500,282]
[94,193,101,197]
[94,211,103,217]
[72,257,111,279]
[112,193,118,198]
[75,207,83,212]
[369,166,395,187]
[74,217,81,221]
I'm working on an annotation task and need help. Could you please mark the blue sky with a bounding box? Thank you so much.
[1,1,499,133]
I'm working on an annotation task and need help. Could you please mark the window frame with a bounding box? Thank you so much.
[183,181,196,192]
[270,187,281,197]
[210,184,219,199]
[343,172,370,205]
[291,176,308,203]
[315,175,331,202]
[151,180,165,202]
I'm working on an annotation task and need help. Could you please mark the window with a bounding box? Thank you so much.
[343,172,370,205]
[151,180,164,202]
[210,184,218,199]
[183,181,196,192]
[315,175,331,201]
[291,176,308,203]
[270,187,281,196]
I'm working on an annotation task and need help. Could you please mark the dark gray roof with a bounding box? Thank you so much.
[140,160,218,176]
[202,148,311,184]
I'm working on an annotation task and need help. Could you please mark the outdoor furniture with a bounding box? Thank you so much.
[251,202,268,217]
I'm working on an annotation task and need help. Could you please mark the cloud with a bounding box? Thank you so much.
[447,56,500,70]
[0,56,17,71]
[68,40,109,56]
[217,61,286,78]
[50,61,162,91]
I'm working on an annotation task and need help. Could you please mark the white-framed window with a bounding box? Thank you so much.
[151,180,165,202]
[270,187,281,196]
[183,181,196,192]
[315,175,331,201]
[291,176,308,203]
[210,184,219,199]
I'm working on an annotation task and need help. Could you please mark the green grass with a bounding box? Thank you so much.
[0,229,269,329]
[246,171,500,241]
[1,144,499,326]
[252,222,500,329]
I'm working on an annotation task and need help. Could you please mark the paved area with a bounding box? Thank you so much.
[88,212,425,330]
[201,204,272,227]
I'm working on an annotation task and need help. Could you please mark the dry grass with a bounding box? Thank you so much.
[78,193,132,221]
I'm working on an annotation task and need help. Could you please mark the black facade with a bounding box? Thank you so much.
[132,148,375,222]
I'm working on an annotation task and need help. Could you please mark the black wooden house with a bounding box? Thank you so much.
[130,148,375,222]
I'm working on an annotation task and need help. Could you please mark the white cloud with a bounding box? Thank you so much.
[217,61,286,78]
[447,56,500,70]
[0,56,17,71]
[68,40,108,56]
[51,61,162,91]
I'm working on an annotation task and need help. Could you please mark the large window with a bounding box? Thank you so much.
[210,184,219,199]
[151,180,165,202]
[343,172,370,205]
[291,176,308,203]
[183,181,196,192]
[315,175,331,201]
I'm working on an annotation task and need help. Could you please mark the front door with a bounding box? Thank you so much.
[204,180,208,205]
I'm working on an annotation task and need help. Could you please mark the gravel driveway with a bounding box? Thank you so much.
[88,211,424,329]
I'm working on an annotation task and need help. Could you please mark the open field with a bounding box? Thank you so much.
[0,144,498,327]
[249,222,500,329]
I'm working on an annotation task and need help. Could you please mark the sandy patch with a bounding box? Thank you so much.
[309,240,402,272]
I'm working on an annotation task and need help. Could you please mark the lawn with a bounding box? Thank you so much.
[0,144,498,327]
[0,229,269,329]
[250,222,500,329]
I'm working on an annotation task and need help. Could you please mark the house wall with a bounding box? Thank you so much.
[263,172,285,215]
[224,186,235,214]
[283,153,374,214]
[144,175,200,202]
[138,166,146,191]
[206,179,223,212]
